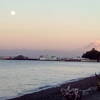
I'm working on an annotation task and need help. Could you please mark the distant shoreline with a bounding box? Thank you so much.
[0,59,99,63]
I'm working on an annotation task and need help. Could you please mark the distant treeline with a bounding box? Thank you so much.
[7,55,38,60]
[13,55,29,60]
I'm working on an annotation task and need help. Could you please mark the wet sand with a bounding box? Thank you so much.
[8,75,98,100]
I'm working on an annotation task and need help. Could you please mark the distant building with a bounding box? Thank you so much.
[39,55,58,61]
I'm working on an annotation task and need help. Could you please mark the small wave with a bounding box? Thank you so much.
[38,85,52,90]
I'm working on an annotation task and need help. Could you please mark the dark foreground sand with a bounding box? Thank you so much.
[82,91,100,100]
[9,75,99,100]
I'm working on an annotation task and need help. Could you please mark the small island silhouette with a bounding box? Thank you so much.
[82,48,100,62]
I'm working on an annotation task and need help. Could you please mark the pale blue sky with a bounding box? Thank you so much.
[0,0,100,22]
[0,0,100,14]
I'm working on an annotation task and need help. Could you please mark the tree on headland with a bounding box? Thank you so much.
[82,48,100,62]
[13,55,29,60]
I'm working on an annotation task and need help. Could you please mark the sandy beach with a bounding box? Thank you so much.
[8,74,99,100]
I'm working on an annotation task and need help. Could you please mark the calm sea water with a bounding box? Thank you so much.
[0,60,100,100]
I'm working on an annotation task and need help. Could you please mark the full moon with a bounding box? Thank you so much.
[10,11,16,16]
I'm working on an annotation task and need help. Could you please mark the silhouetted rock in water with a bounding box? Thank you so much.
[13,55,29,60]
[82,48,100,62]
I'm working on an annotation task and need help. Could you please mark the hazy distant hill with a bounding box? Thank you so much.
[0,49,82,58]
[84,41,100,51]
[0,41,99,58]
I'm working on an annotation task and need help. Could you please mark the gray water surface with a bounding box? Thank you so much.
[0,60,100,100]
